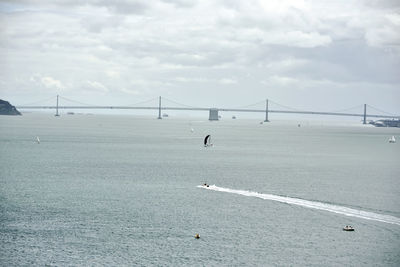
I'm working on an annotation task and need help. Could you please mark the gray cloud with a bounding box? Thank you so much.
[160,0,198,8]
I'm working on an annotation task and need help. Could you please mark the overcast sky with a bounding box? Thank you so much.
[1,0,399,114]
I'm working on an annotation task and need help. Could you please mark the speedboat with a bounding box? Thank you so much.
[389,136,396,143]
[343,225,354,231]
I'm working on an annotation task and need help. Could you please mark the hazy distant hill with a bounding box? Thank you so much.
[0,99,21,115]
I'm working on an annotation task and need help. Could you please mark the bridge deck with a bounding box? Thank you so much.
[16,106,400,119]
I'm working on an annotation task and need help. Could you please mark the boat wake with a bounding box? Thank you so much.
[198,185,400,226]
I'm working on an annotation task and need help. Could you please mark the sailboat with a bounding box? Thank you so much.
[204,134,213,147]
[389,136,396,143]
[36,136,40,144]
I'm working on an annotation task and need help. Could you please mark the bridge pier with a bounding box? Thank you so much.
[209,108,219,121]
[264,99,269,122]
[363,104,366,124]
[158,96,162,119]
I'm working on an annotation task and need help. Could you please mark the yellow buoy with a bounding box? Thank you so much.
[194,233,200,239]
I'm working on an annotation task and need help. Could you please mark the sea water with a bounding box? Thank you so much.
[0,113,399,266]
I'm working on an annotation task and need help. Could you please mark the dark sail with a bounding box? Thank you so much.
[204,135,210,146]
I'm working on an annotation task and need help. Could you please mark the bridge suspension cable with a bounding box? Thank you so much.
[230,99,303,111]
[19,95,57,106]
[268,99,300,111]
[327,104,364,114]
[366,104,397,116]
[161,97,200,109]
[125,97,159,107]
[58,96,96,106]
[230,99,266,109]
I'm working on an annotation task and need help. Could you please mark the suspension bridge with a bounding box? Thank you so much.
[16,95,400,124]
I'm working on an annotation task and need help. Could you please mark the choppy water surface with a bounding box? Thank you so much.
[1,113,399,266]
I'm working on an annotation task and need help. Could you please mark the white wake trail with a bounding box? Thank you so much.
[198,185,400,226]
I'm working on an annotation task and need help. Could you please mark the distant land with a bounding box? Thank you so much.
[0,99,21,115]
[370,119,400,128]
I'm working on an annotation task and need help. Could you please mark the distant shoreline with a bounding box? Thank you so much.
[6,111,398,128]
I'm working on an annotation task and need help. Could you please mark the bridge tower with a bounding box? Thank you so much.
[264,99,269,122]
[158,96,162,119]
[363,104,367,124]
[55,95,60,117]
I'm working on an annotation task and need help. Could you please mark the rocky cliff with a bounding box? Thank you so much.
[0,99,22,115]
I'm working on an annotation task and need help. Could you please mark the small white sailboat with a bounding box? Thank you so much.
[204,134,213,147]
[389,136,396,143]
[36,136,40,144]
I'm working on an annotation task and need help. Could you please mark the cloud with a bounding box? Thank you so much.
[160,0,198,8]
[261,75,298,87]
[80,14,125,33]
[41,76,63,89]
[219,78,237,85]
[98,0,149,15]
[120,88,141,95]
[173,76,209,82]
[84,81,108,93]
[259,30,332,48]
[105,70,120,78]
[364,13,400,47]
[0,0,150,14]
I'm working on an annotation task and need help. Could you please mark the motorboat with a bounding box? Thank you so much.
[389,136,396,143]
[343,225,354,231]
